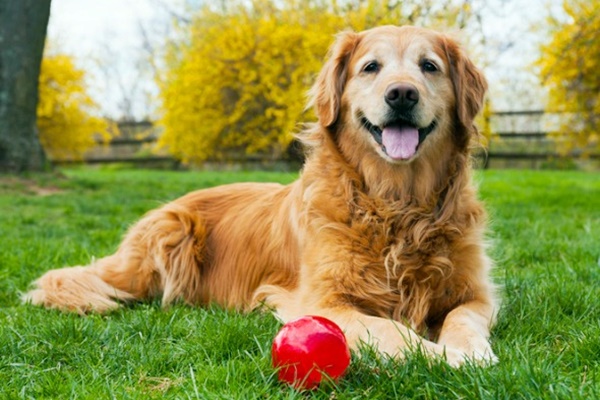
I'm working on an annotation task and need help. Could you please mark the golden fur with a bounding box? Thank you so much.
[24,26,498,367]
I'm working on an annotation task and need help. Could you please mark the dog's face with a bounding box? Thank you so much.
[311,25,487,164]
[345,27,454,163]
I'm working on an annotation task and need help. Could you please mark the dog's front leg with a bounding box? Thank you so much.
[329,308,468,367]
[263,286,467,366]
[436,300,498,365]
[270,294,468,367]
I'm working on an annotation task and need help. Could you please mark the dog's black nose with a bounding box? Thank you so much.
[384,83,419,111]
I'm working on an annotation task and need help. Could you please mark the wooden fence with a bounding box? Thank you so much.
[75,120,177,166]
[59,112,599,170]
[481,110,599,169]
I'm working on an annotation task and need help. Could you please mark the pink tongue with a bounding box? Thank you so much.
[382,126,419,160]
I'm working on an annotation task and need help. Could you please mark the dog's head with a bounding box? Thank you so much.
[310,25,487,164]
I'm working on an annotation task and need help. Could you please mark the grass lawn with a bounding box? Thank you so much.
[1,167,599,399]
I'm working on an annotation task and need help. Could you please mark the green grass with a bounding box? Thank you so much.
[1,167,599,399]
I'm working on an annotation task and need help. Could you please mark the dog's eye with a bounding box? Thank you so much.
[362,61,380,73]
[421,60,439,73]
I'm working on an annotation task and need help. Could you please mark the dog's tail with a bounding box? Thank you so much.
[22,203,207,314]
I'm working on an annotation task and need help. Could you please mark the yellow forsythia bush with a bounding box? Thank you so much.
[158,0,467,163]
[37,53,112,161]
[536,0,600,154]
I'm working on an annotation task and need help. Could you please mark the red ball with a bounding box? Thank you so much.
[272,315,351,390]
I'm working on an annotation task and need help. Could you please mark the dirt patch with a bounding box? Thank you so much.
[0,176,65,196]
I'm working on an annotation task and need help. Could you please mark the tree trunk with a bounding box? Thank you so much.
[0,0,52,173]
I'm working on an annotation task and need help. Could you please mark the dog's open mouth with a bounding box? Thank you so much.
[361,117,437,160]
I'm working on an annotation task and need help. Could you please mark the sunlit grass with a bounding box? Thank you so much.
[1,167,598,398]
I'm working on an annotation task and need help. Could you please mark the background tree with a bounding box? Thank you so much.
[158,0,471,164]
[37,51,112,161]
[0,0,52,172]
[536,0,600,154]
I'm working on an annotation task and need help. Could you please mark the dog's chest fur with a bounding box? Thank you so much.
[333,192,472,334]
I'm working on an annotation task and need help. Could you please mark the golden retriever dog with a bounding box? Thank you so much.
[24,25,497,367]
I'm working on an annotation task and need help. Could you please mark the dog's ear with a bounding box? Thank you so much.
[442,36,487,141]
[309,31,360,128]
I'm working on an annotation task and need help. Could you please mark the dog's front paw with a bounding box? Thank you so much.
[438,335,498,367]
[442,347,468,368]
[441,345,497,368]
[465,344,498,366]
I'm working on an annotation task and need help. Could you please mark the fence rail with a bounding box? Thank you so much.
[55,113,598,169]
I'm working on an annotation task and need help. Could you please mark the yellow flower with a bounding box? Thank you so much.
[37,52,113,161]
